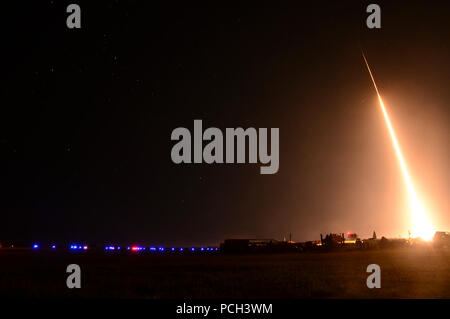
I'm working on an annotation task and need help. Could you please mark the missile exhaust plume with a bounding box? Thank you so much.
[361,52,434,241]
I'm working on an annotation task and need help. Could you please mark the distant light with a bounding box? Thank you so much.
[127,247,130,250]
[33,244,39,249]
[206,248,210,251]
[200,247,204,251]
[215,248,218,251]
[191,247,195,251]
[117,247,121,250]
[150,247,156,251]
[171,247,175,251]
[52,245,56,249]
[131,246,139,251]
[180,248,184,251]
[83,246,88,250]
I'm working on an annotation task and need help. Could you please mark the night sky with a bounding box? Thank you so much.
[1,1,449,245]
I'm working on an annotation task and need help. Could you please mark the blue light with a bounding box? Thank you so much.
[150,247,156,251]
[33,244,39,249]
[191,247,195,251]
[180,248,184,251]
[200,247,204,251]
[171,247,175,251]
[206,247,210,251]
[52,245,56,249]
[215,248,218,251]
[127,246,130,250]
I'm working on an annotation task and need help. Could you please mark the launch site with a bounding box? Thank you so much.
[1,231,450,298]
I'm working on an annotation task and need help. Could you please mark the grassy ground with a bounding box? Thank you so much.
[0,247,449,298]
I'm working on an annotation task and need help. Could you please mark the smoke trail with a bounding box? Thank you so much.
[362,52,434,240]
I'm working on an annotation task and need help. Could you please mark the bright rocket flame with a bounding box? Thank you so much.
[362,53,435,241]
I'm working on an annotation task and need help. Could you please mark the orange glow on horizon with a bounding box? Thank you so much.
[362,53,435,241]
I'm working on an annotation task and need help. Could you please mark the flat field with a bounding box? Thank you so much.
[0,247,449,298]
